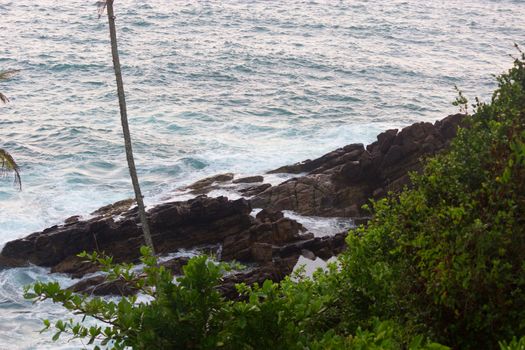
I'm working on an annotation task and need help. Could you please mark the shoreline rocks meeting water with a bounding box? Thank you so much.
[0,114,464,296]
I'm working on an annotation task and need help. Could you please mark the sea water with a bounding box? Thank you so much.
[0,0,523,348]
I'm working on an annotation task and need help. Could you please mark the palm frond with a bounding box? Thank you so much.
[0,69,20,81]
[0,148,22,190]
[0,69,19,103]
[97,1,108,18]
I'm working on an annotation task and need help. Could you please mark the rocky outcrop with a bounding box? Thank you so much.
[185,173,235,194]
[0,114,464,297]
[0,193,346,297]
[251,114,464,216]
[0,196,307,273]
[67,231,347,297]
[233,176,264,184]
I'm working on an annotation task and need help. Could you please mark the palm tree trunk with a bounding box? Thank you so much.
[106,0,155,253]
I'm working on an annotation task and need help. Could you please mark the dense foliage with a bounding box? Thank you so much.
[27,50,525,349]
[339,48,525,348]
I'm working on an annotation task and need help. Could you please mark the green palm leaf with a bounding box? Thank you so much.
[0,148,21,190]
[0,69,19,80]
[0,69,19,104]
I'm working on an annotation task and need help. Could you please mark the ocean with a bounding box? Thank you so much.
[0,0,523,348]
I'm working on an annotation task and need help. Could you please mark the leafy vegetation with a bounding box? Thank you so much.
[26,50,525,349]
[1,69,21,189]
[26,248,443,350]
[330,47,525,348]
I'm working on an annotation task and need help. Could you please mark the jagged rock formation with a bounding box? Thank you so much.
[251,114,464,216]
[0,114,464,296]
[0,196,345,295]
[0,196,310,272]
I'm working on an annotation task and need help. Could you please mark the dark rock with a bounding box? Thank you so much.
[3,114,466,297]
[67,223,347,297]
[353,217,371,227]
[256,208,284,222]
[1,196,256,271]
[252,114,463,217]
[268,150,346,175]
[71,227,348,296]
[343,143,365,153]
[316,248,333,260]
[220,215,304,262]
[301,249,316,260]
[1,194,312,292]
[436,113,465,139]
[186,173,234,194]
[372,187,384,198]
[238,183,271,197]
[64,215,81,225]
[51,256,99,279]
[341,161,362,182]
[251,243,274,262]
[161,256,191,275]
[218,257,298,299]
[233,176,264,184]
[382,145,404,167]
[90,198,135,217]
[377,129,398,153]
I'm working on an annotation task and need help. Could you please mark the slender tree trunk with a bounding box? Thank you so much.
[106,0,155,253]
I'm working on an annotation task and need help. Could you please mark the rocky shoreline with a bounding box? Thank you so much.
[0,114,464,296]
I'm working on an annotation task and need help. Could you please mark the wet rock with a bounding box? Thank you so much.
[3,114,467,297]
[1,196,251,270]
[267,148,349,175]
[222,238,333,298]
[256,208,284,223]
[353,217,371,227]
[51,256,99,279]
[220,215,304,262]
[161,256,191,275]
[252,114,464,217]
[382,145,404,167]
[0,195,310,284]
[233,176,264,184]
[186,173,234,194]
[218,257,299,299]
[238,183,271,197]
[276,232,347,259]
[69,229,348,297]
[377,129,398,153]
[341,161,362,182]
[90,198,135,218]
[251,243,273,263]
[68,256,191,296]
[64,215,82,225]
[301,249,316,260]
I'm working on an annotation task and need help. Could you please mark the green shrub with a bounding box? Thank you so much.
[500,336,525,350]
[26,248,230,349]
[27,248,443,349]
[327,48,525,348]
